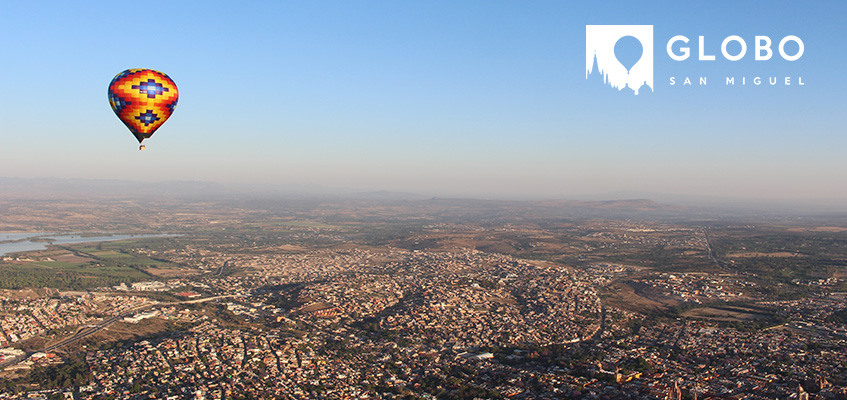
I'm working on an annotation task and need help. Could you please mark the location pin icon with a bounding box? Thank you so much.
[614,35,643,74]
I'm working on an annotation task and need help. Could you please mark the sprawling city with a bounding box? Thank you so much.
[0,186,844,399]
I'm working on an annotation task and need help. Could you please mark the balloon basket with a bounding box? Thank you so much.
[139,144,146,151]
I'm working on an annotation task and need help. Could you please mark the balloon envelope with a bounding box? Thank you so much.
[108,69,179,144]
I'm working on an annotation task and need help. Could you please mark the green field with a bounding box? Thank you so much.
[0,239,185,290]
[70,244,179,269]
[87,250,134,260]
[28,261,86,269]
[0,262,147,290]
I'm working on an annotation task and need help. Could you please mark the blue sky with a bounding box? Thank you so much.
[1,1,845,199]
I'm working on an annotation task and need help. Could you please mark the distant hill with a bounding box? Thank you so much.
[346,191,430,201]
[1,177,844,218]
[534,199,667,210]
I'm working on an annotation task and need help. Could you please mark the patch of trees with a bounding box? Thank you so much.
[826,308,847,324]
[0,269,134,290]
[27,355,91,389]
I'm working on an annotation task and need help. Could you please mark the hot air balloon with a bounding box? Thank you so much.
[108,69,178,150]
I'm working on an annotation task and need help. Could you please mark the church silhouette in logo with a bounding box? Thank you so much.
[586,25,654,95]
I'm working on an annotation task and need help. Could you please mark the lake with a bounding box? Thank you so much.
[0,233,177,256]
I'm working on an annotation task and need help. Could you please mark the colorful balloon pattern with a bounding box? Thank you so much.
[108,69,179,144]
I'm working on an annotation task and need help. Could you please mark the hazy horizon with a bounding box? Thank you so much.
[3,176,847,212]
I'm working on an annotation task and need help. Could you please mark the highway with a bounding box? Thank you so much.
[703,227,724,270]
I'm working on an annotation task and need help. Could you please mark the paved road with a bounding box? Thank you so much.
[703,228,725,270]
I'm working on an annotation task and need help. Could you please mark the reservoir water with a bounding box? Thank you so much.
[0,233,175,256]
